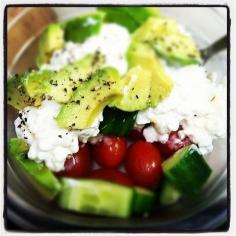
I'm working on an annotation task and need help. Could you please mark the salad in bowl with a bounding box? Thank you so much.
[7,7,226,219]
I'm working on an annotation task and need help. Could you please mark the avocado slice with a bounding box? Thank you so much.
[98,7,160,33]
[64,12,105,43]
[7,70,54,110]
[46,52,105,103]
[127,42,173,107]
[56,67,122,129]
[7,53,105,110]
[36,23,64,67]
[132,17,201,65]
[110,65,152,111]
[8,138,61,199]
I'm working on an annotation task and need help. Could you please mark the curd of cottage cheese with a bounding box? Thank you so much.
[136,65,226,155]
[14,100,102,171]
[41,23,131,75]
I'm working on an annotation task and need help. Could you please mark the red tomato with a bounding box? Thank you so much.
[92,136,127,168]
[125,141,162,188]
[56,143,92,177]
[156,131,192,159]
[128,128,145,141]
[89,169,134,187]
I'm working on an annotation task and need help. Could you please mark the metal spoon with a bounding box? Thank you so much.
[200,35,227,64]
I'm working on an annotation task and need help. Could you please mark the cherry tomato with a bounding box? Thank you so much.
[128,128,145,141]
[125,141,162,188]
[156,131,192,159]
[89,169,134,187]
[92,136,127,168]
[56,143,92,177]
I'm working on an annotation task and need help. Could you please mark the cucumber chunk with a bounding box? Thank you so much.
[98,7,160,32]
[16,154,61,198]
[99,107,137,136]
[8,138,29,156]
[64,12,104,43]
[159,180,182,206]
[58,178,134,218]
[162,145,212,196]
[133,187,156,215]
[8,138,61,199]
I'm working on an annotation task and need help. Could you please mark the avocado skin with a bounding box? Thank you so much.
[36,23,64,67]
[8,138,61,199]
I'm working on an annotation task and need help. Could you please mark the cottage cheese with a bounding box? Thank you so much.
[14,100,102,171]
[41,23,131,75]
[137,65,226,155]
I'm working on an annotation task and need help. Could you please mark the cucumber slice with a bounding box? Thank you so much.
[159,181,182,206]
[133,187,156,215]
[58,178,134,218]
[162,145,212,196]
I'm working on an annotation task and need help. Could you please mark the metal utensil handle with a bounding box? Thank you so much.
[201,35,227,62]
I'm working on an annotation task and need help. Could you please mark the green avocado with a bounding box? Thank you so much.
[132,17,201,65]
[8,138,61,199]
[46,52,105,103]
[56,67,122,129]
[127,42,173,107]
[64,12,105,43]
[7,53,105,110]
[36,23,64,67]
[110,65,152,111]
[7,70,54,110]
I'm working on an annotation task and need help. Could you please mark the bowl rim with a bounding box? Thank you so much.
[5,5,230,231]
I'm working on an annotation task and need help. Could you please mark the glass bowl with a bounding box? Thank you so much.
[6,6,228,231]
